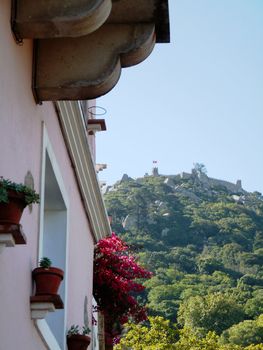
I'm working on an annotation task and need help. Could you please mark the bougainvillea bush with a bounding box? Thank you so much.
[93,233,152,345]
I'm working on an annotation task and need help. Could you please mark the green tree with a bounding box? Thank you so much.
[104,173,263,328]
[114,316,178,350]
[220,317,263,347]
[147,284,182,321]
[178,293,245,335]
[245,345,263,350]
[193,163,207,175]
[175,327,242,350]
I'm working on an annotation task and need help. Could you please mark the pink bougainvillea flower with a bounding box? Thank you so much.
[93,232,152,345]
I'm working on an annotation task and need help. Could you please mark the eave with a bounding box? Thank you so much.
[106,0,170,43]
[55,101,111,242]
[30,0,170,101]
[33,23,156,102]
[11,0,112,40]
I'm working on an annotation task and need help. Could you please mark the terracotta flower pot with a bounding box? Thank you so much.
[32,267,64,295]
[0,190,27,225]
[67,334,91,350]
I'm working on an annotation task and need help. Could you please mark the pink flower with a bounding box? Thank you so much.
[93,232,152,341]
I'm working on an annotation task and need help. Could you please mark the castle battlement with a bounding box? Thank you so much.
[167,169,246,194]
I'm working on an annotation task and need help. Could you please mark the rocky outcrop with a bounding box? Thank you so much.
[173,185,201,203]
[166,169,246,195]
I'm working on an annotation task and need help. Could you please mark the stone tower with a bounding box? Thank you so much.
[152,161,159,176]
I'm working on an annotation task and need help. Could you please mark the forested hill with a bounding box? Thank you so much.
[104,168,263,346]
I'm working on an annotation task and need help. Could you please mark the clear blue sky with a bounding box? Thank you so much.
[96,0,263,193]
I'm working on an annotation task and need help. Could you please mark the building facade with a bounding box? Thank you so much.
[0,0,169,349]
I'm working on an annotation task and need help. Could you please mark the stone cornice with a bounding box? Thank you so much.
[107,0,170,43]
[55,101,111,242]
[33,23,156,101]
[12,0,112,39]
[13,0,170,101]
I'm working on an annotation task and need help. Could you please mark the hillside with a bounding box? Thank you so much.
[104,166,263,347]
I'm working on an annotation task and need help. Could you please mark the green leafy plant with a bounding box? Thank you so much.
[39,257,52,269]
[0,177,40,204]
[115,316,178,350]
[67,325,91,336]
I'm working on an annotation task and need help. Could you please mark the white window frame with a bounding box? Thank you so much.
[36,123,69,350]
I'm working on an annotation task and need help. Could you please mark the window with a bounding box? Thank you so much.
[38,125,69,349]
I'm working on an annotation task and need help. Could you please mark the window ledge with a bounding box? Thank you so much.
[0,234,15,253]
[87,119,107,133]
[30,295,64,320]
[0,224,26,253]
[31,302,55,320]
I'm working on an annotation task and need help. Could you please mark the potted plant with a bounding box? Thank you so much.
[32,257,64,296]
[67,325,91,350]
[0,177,40,225]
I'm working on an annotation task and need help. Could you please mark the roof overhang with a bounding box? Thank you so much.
[11,0,112,40]
[106,0,170,44]
[33,23,156,101]
[30,0,170,101]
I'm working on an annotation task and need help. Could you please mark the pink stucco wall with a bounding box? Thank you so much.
[0,1,94,348]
